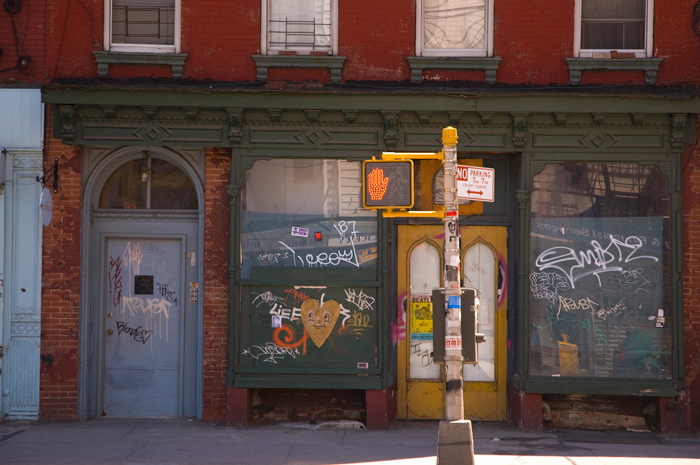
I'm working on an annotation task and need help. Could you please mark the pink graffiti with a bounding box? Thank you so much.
[498,253,507,308]
[391,291,407,346]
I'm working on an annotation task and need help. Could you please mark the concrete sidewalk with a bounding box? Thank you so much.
[0,418,699,465]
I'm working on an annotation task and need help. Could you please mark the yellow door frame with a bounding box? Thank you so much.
[397,224,508,421]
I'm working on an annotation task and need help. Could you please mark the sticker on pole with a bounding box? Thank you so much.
[456,165,495,202]
[447,296,461,309]
[445,336,462,350]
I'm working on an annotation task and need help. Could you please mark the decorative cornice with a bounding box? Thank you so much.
[448,111,463,126]
[554,113,568,126]
[343,110,358,123]
[184,107,200,121]
[252,55,347,83]
[381,111,399,150]
[93,51,188,78]
[511,112,529,151]
[93,211,198,221]
[57,104,77,145]
[565,58,663,86]
[268,108,282,122]
[305,109,321,123]
[417,111,432,124]
[671,113,688,152]
[479,112,494,125]
[226,108,244,147]
[407,56,502,84]
[592,113,607,125]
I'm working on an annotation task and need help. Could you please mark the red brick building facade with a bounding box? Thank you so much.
[18,0,700,432]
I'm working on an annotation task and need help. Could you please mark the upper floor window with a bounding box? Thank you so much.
[575,0,653,58]
[104,0,181,53]
[416,0,494,57]
[262,0,337,55]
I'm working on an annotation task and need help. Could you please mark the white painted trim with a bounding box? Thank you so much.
[416,0,493,58]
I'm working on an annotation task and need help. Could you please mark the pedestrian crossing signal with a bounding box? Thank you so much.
[362,160,414,209]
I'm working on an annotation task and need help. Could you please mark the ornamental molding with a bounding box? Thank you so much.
[56,103,679,153]
[93,211,198,222]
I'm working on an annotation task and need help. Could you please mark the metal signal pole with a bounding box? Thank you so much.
[441,126,463,421]
[437,127,475,465]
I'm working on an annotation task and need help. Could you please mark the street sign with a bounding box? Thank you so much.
[362,160,414,209]
[456,165,495,202]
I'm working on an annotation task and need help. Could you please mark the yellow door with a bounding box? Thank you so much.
[397,225,507,421]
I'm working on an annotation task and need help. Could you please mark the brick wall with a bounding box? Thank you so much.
[42,0,700,86]
[683,126,700,431]
[0,0,46,83]
[39,110,82,420]
[201,148,231,421]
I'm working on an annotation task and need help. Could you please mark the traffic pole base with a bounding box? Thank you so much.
[436,419,474,465]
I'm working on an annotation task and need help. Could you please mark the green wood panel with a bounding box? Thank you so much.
[237,286,379,374]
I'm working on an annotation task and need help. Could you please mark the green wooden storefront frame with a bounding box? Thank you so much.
[43,85,695,394]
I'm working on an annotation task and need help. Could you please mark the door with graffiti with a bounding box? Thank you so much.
[397,225,507,420]
[98,232,196,417]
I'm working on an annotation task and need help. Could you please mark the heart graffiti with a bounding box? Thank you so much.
[300,298,340,348]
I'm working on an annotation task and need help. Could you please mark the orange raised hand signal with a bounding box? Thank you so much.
[368,167,389,200]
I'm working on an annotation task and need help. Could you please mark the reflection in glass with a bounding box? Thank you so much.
[463,241,495,382]
[99,157,197,210]
[528,163,671,380]
[241,159,378,280]
[409,242,441,380]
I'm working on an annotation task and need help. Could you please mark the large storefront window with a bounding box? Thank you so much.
[528,162,672,380]
[237,159,382,379]
[241,159,378,280]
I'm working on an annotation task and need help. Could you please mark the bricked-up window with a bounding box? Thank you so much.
[528,163,672,381]
[105,0,180,53]
[575,0,654,58]
[416,0,494,57]
[262,0,337,55]
[240,159,378,280]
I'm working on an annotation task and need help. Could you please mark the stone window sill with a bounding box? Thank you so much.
[565,58,663,86]
[407,57,502,84]
[252,55,347,83]
[93,51,188,78]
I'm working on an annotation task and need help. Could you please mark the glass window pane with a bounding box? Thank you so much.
[581,0,645,50]
[99,157,197,210]
[582,0,644,19]
[241,159,378,279]
[409,242,441,380]
[424,0,485,50]
[149,159,198,210]
[113,0,175,45]
[99,160,147,209]
[529,163,672,380]
[269,0,331,50]
[463,242,495,382]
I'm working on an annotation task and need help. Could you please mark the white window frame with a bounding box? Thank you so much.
[104,0,181,53]
[416,0,494,57]
[261,0,338,55]
[574,0,654,58]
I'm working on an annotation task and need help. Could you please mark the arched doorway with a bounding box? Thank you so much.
[80,147,203,418]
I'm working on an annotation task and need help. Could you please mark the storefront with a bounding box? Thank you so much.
[41,86,692,430]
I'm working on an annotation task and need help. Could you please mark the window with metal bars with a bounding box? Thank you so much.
[111,0,175,46]
[266,0,334,54]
